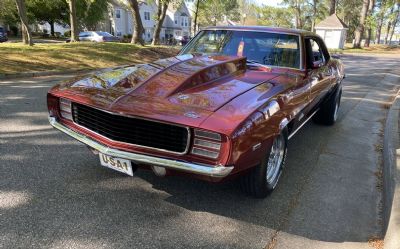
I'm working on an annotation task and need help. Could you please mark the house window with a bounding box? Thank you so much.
[185,17,188,27]
[144,12,150,21]
[181,18,184,26]
[175,19,177,25]
[116,9,121,19]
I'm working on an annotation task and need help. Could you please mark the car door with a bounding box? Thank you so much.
[304,36,335,112]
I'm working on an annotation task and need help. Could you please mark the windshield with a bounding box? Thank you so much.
[96,31,113,37]
[181,30,301,69]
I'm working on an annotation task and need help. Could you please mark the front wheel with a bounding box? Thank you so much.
[240,130,288,198]
[313,87,342,125]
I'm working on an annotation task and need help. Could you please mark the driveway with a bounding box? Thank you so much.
[1,54,399,249]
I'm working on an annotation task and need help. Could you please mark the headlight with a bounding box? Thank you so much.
[59,98,72,121]
[191,129,222,159]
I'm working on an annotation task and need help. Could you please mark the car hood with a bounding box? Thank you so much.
[50,54,285,128]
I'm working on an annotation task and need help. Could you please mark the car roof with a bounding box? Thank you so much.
[202,26,315,36]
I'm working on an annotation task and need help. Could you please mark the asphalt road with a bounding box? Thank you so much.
[1,54,400,249]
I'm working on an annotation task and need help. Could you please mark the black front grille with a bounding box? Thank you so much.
[72,103,189,153]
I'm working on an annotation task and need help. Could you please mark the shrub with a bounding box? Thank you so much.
[64,30,71,37]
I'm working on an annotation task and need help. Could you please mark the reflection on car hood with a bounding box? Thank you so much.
[51,54,286,128]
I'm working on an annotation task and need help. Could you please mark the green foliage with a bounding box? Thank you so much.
[198,0,239,26]
[26,0,69,25]
[76,0,109,30]
[0,0,19,27]
[256,6,294,28]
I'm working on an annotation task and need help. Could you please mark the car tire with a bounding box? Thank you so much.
[313,86,342,126]
[240,129,288,198]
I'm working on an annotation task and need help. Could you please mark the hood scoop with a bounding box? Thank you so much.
[131,55,247,98]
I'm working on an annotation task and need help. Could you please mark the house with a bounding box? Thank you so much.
[315,14,348,49]
[164,2,191,39]
[106,0,191,42]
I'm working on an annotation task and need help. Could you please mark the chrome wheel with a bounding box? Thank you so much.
[266,134,285,187]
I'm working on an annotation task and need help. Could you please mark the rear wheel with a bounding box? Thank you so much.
[240,130,288,198]
[313,87,342,125]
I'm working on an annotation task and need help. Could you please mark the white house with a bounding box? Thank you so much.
[164,2,191,39]
[106,0,191,42]
[315,14,348,49]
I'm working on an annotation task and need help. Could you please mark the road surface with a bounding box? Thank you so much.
[1,54,399,249]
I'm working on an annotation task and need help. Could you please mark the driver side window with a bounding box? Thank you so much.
[305,38,325,69]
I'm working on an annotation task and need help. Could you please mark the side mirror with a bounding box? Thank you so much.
[312,61,323,69]
[331,54,341,60]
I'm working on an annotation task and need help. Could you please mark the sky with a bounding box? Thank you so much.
[254,0,283,7]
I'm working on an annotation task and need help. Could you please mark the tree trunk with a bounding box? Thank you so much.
[389,7,400,44]
[68,0,79,42]
[329,0,336,15]
[152,0,169,46]
[15,0,33,46]
[354,0,370,48]
[193,0,200,35]
[50,20,55,37]
[364,0,375,47]
[384,5,395,44]
[311,0,317,32]
[127,0,145,45]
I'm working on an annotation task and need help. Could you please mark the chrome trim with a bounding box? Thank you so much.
[49,116,233,178]
[288,109,319,140]
[279,118,289,131]
[194,129,222,141]
[71,103,191,156]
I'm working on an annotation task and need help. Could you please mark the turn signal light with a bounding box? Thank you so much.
[59,98,72,121]
[191,129,222,159]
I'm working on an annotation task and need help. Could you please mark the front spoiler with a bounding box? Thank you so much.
[48,116,234,178]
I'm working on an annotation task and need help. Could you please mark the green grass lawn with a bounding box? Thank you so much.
[0,42,180,74]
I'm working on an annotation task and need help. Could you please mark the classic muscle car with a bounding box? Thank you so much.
[48,26,344,198]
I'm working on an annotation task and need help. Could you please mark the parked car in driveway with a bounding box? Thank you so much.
[78,31,120,42]
[0,27,8,43]
[48,26,344,198]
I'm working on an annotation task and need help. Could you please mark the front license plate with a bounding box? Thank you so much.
[99,153,133,176]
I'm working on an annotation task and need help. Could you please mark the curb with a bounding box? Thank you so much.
[383,88,400,249]
[0,65,131,80]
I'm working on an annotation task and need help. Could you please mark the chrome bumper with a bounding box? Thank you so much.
[48,116,233,178]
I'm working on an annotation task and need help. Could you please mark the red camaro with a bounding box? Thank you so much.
[48,26,344,198]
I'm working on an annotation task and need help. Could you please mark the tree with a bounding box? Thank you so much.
[76,0,109,31]
[329,0,336,14]
[256,6,294,28]
[282,0,308,29]
[354,0,370,48]
[375,0,387,43]
[198,0,239,26]
[126,0,145,45]
[151,0,170,45]
[15,0,33,45]
[388,3,400,43]
[192,0,201,35]
[383,3,395,43]
[364,0,376,47]
[67,0,79,42]
[27,0,68,36]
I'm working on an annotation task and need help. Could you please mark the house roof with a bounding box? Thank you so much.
[315,14,348,29]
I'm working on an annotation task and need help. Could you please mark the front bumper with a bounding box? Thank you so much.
[49,116,234,178]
